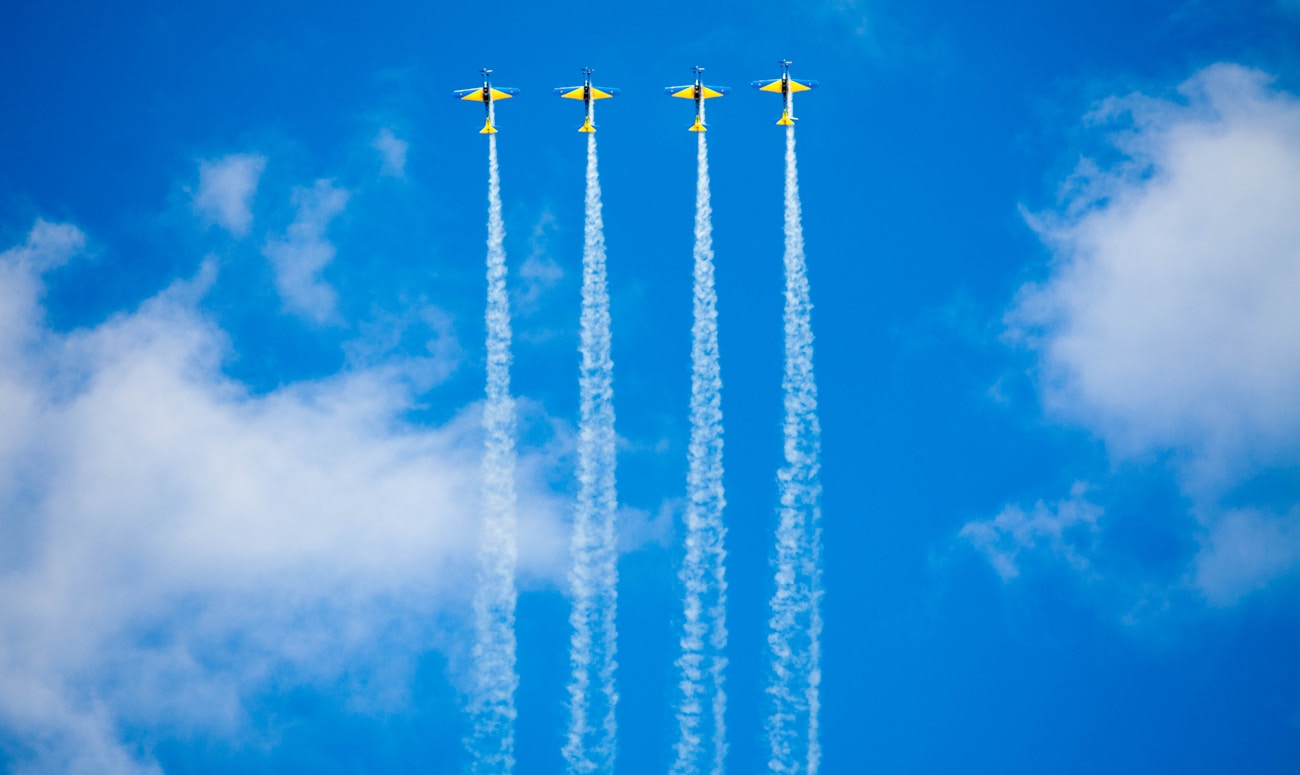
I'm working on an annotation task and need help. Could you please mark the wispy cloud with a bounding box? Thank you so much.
[263,179,350,324]
[344,303,462,392]
[996,64,1300,604]
[513,208,562,317]
[373,128,409,179]
[821,0,872,38]
[0,219,85,353]
[0,220,567,773]
[1193,506,1300,606]
[959,484,1101,581]
[192,153,266,238]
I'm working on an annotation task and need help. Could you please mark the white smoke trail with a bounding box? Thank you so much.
[564,132,621,775]
[672,127,729,775]
[766,125,823,775]
[469,133,521,775]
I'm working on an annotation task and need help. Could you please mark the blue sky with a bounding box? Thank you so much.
[3,0,1300,772]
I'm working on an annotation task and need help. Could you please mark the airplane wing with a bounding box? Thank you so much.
[554,86,620,99]
[666,85,730,98]
[751,79,819,92]
[456,87,519,102]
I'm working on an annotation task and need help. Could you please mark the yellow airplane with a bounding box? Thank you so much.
[751,60,819,125]
[665,66,731,132]
[453,68,520,134]
[554,68,620,133]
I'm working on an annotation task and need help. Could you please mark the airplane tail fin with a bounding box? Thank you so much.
[480,117,498,135]
[689,116,707,132]
[776,109,795,126]
[579,116,596,133]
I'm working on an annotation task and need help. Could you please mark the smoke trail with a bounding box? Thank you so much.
[672,126,729,775]
[564,132,621,774]
[766,125,823,775]
[468,133,520,774]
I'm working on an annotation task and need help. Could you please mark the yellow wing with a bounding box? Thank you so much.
[461,88,516,101]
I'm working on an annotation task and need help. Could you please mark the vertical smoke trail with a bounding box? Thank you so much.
[564,132,621,774]
[672,126,729,775]
[766,125,823,775]
[469,132,520,775]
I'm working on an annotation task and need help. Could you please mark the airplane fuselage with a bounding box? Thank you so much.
[480,82,496,127]
[691,82,706,129]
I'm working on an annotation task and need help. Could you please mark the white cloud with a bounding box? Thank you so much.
[192,154,266,238]
[959,484,1101,581]
[996,64,1300,603]
[372,128,409,178]
[615,501,676,553]
[262,179,349,324]
[1009,64,1300,486]
[0,221,567,772]
[1192,506,1300,606]
[0,220,85,358]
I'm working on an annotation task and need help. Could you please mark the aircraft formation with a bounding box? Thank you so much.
[455,61,820,134]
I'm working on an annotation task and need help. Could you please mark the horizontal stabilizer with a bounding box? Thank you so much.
[689,116,706,132]
[776,110,795,126]
[579,116,596,133]
[480,117,498,135]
